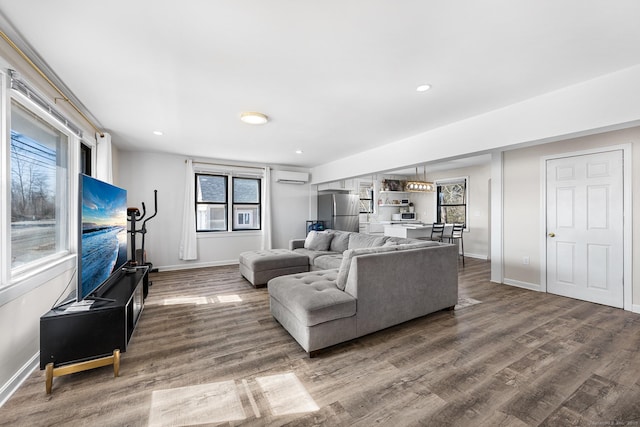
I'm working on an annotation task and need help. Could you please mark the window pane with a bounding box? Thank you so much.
[196,205,227,231]
[439,183,465,205]
[11,102,68,268]
[440,206,466,225]
[233,205,260,230]
[197,175,226,202]
[80,143,91,175]
[233,178,259,203]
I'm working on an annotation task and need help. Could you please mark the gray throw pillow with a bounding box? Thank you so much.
[330,231,350,252]
[304,231,334,251]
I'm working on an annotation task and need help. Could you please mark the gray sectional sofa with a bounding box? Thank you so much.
[264,230,459,355]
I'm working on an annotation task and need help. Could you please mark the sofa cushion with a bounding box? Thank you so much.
[293,248,339,263]
[347,233,387,249]
[304,231,334,251]
[268,270,355,327]
[328,230,350,252]
[239,249,309,270]
[313,253,343,270]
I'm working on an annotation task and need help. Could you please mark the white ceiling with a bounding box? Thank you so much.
[0,1,639,168]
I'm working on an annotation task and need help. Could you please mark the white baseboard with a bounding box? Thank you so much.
[502,278,542,292]
[0,352,38,408]
[463,252,488,261]
[158,260,239,272]
[632,304,640,314]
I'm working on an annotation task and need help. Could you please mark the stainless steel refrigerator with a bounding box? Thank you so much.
[318,193,359,232]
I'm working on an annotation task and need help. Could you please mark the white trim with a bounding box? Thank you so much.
[632,304,640,314]
[1,70,9,287]
[503,278,542,292]
[158,259,239,272]
[539,144,632,310]
[463,252,488,261]
[490,151,503,283]
[196,231,263,239]
[0,352,38,408]
[0,254,76,306]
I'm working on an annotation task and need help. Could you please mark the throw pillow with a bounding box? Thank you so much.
[336,249,355,290]
[336,245,399,290]
[304,231,334,251]
[329,231,350,252]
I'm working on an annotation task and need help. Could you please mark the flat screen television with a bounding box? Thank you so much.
[78,174,128,301]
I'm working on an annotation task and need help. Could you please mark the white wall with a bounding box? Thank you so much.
[118,152,312,270]
[0,261,75,405]
[502,126,640,307]
[311,65,640,185]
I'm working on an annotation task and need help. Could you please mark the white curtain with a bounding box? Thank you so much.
[179,159,198,260]
[96,132,113,183]
[261,167,272,250]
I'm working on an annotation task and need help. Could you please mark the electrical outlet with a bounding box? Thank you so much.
[522,256,530,265]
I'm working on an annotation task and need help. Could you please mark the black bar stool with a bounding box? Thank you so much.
[447,223,465,266]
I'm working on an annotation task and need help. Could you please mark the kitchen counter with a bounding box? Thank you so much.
[384,223,453,239]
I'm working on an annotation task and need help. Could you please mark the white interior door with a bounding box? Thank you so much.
[546,150,624,308]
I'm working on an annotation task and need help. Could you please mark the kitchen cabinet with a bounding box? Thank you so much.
[317,179,355,192]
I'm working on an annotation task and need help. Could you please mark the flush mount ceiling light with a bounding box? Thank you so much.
[295,149,303,154]
[240,111,268,125]
[152,130,163,136]
[416,84,432,92]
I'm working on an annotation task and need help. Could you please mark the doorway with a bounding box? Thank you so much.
[545,149,625,308]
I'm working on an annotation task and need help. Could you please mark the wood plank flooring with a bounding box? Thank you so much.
[1,258,639,426]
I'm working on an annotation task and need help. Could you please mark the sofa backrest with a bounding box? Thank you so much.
[344,243,459,336]
[336,241,442,290]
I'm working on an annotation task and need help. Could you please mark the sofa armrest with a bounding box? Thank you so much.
[289,239,306,250]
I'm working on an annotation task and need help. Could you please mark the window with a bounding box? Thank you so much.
[10,101,69,269]
[358,181,374,213]
[195,174,228,231]
[437,178,467,226]
[195,174,261,232]
[232,177,261,230]
[80,143,92,175]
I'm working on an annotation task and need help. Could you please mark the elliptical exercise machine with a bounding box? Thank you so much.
[127,190,158,298]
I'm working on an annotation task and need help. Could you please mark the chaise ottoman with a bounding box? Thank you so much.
[239,249,309,287]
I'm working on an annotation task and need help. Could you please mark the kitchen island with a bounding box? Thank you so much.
[384,223,453,239]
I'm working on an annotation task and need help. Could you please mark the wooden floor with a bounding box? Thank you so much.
[2,258,640,426]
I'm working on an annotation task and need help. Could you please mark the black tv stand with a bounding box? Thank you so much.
[85,295,116,303]
[40,267,148,393]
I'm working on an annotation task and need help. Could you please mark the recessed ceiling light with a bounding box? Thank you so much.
[295,150,303,154]
[416,84,432,92]
[153,130,163,136]
[240,111,269,125]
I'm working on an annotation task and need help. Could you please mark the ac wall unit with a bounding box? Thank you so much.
[274,170,309,184]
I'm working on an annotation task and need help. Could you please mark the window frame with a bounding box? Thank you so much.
[194,172,263,234]
[435,177,469,229]
[1,81,83,294]
[231,176,261,231]
[195,173,229,232]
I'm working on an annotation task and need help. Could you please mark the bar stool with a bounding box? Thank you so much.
[430,223,445,241]
[447,223,465,266]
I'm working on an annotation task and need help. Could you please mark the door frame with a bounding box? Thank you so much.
[539,144,632,311]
